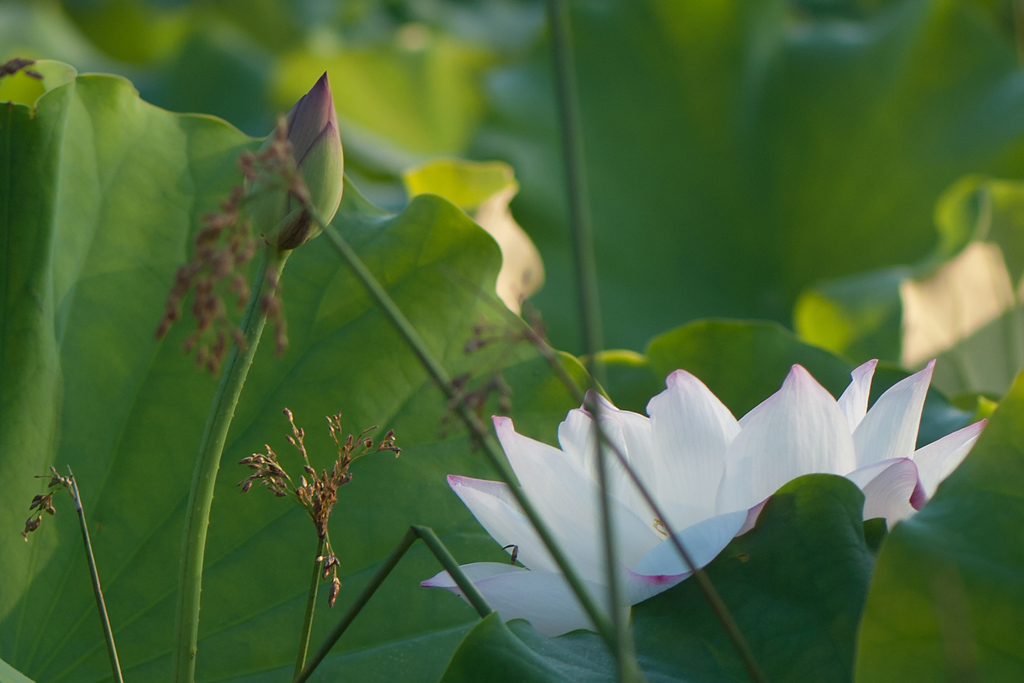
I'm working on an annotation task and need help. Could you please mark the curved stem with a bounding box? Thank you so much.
[172,244,290,683]
[294,537,325,679]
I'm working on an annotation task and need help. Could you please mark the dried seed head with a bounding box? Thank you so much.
[155,161,261,372]
[21,467,73,541]
[328,576,342,608]
[320,553,340,579]
[237,444,292,497]
[21,515,42,540]
[237,408,401,614]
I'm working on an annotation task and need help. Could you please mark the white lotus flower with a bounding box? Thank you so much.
[423,360,984,636]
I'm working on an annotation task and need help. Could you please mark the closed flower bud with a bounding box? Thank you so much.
[249,73,344,250]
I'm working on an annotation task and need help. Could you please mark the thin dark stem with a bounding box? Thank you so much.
[313,211,615,646]
[294,537,326,678]
[294,526,493,683]
[546,1,637,680]
[541,1,767,679]
[68,467,124,683]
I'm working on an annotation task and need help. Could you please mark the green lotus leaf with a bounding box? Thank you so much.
[0,659,33,683]
[0,62,585,682]
[855,368,1024,681]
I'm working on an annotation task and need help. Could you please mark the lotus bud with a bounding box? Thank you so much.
[249,72,344,250]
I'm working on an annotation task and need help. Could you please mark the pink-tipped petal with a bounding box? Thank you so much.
[853,360,934,468]
[718,365,857,514]
[626,509,748,604]
[447,475,557,573]
[846,458,923,526]
[646,370,740,528]
[837,360,878,432]
[736,498,769,535]
[492,417,661,581]
[422,563,607,637]
[913,419,985,498]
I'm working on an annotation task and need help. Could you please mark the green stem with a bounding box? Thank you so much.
[294,526,492,683]
[172,244,290,683]
[539,2,769,676]
[536,3,769,674]
[294,537,325,679]
[411,525,493,618]
[68,467,124,683]
[295,528,415,683]
[315,215,614,646]
[546,1,637,680]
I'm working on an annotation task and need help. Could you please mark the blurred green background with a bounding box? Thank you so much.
[5,0,1024,361]
[7,3,1024,681]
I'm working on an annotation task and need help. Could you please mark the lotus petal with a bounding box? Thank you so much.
[913,419,986,498]
[853,360,934,467]
[719,365,856,514]
[422,563,606,637]
[647,370,739,528]
[837,359,878,432]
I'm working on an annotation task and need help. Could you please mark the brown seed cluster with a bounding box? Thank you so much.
[21,467,72,541]
[239,407,400,607]
[237,116,312,209]
[444,306,562,440]
[0,57,42,81]
[156,183,257,374]
[156,118,306,373]
[441,316,545,438]
[443,374,511,440]
[238,444,291,497]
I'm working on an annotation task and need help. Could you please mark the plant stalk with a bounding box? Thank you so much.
[295,526,493,683]
[546,1,638,680]
[294,537,326,679]
[314,213,616,646]
[412,525,494,618]
[172,244,290,683]
[68,467,124,683]
[536,1,770,676]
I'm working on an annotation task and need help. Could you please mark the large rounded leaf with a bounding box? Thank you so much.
[855,369,1024,681]
[0,64,584,682]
